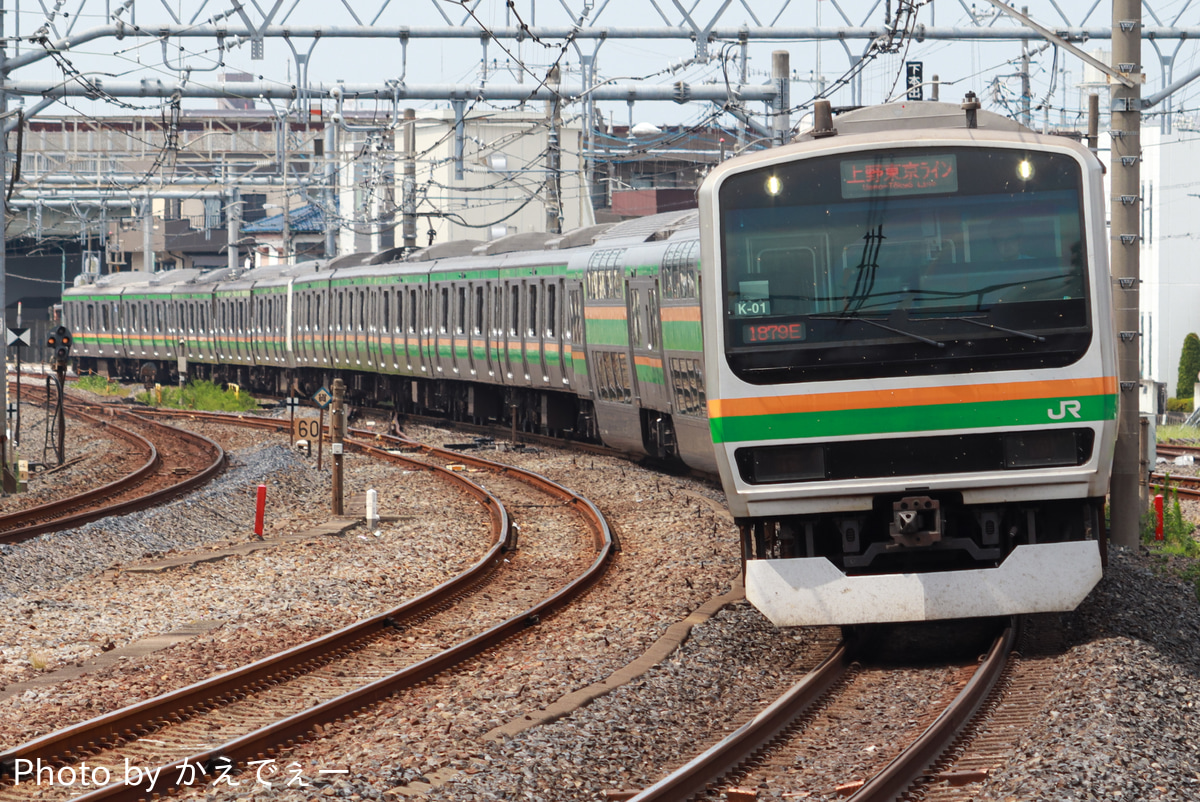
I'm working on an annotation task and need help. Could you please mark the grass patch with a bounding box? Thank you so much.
[136,379,260,412]
[1143,480,1200,602]
[74,373,127,396]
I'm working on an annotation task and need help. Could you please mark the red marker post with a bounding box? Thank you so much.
[254,484,267,539]
[1155,493,1164,541]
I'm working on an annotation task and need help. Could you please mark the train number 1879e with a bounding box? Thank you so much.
[742,322,806,343]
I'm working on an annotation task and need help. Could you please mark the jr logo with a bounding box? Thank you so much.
[1048,400,1083,420]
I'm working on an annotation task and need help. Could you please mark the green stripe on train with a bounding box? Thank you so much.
[709,394,1118,444]
[661,320,702,352]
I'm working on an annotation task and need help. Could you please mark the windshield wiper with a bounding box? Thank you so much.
[811,313,945,348]
[931,316,1046,342]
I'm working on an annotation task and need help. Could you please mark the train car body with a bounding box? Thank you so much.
[697,101,1117,626]
[64,212,717,474]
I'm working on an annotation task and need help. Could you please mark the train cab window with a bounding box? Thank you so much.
[474,286,484,336]
[528,286,538,338]
[719,146,1092,382]
[101,305,110,331]
[85,304,95,331]
[457,287,466,335]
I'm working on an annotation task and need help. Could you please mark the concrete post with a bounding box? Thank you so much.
[1109,0,1143,547]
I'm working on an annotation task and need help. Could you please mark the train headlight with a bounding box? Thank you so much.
[736,444,825,484]
[1016,159,1035,181]
[765,175,782,196]
[1002,430,1079,469]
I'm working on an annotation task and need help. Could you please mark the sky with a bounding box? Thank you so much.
[5,0,1200,134]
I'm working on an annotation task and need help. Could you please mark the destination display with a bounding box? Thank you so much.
[841,154,958,198]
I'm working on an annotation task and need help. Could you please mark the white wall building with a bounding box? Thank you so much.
[1132,123,1200,399]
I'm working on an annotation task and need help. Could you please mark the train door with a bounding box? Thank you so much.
[563,284,588,393]
[451,281,467,378]
[332,287,348,368]
[376,286,392,373]
[467,282,486,379]
[624,277,669,410]
[418,283,435,376]
[499,282,518,383]
[400,284,416,373]
[353,286,367,367]
[523,280,545,385]
[542,279,565,387]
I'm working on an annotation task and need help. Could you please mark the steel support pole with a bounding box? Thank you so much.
[402,108,417,251]
[771,50,790,146]
[1109,0,1143,548]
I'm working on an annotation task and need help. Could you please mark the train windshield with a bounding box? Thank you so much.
[718,146,1092,383]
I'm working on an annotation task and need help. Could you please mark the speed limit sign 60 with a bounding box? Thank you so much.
[293,418,322,441]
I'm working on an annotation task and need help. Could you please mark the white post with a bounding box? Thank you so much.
[366,488,379,529]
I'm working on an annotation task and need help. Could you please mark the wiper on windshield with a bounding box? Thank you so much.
[922,315,1046,342]
[810,313,945,348]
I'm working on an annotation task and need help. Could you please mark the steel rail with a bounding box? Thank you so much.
[71,436,612,802]
[628,644,850,802]
[0,449,510,779]
[846,622,1017,802]
[629,623,1015,802]
[0,409,226,544]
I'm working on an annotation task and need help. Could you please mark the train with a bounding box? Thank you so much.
[63,97,1117,627]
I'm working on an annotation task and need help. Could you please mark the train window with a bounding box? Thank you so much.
[85,304,94,331]
[440,287,450,334]
[408,290,417,334]
[510,285,519,336]
[382,292,390,333]
[648,287,660,350]
[670,357,707,417]
[101,305,110,331]
[457,287,466,335]
[359,290,366,332]
[567,290,582,344]
[586,248,626,300]
[628,288,644,348]
[528,285,538,338]
[493,287,502,336]
[474,286,484,336]
[662,240,700,300]
[546,285,557,338]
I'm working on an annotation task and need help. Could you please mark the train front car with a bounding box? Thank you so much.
[698,101,1117,627]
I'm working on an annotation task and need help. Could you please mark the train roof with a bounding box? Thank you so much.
[796,100,1027,141]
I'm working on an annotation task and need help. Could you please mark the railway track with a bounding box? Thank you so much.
[0,398,226,545]
[0,419,615,802]
[626,622,1019,802]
